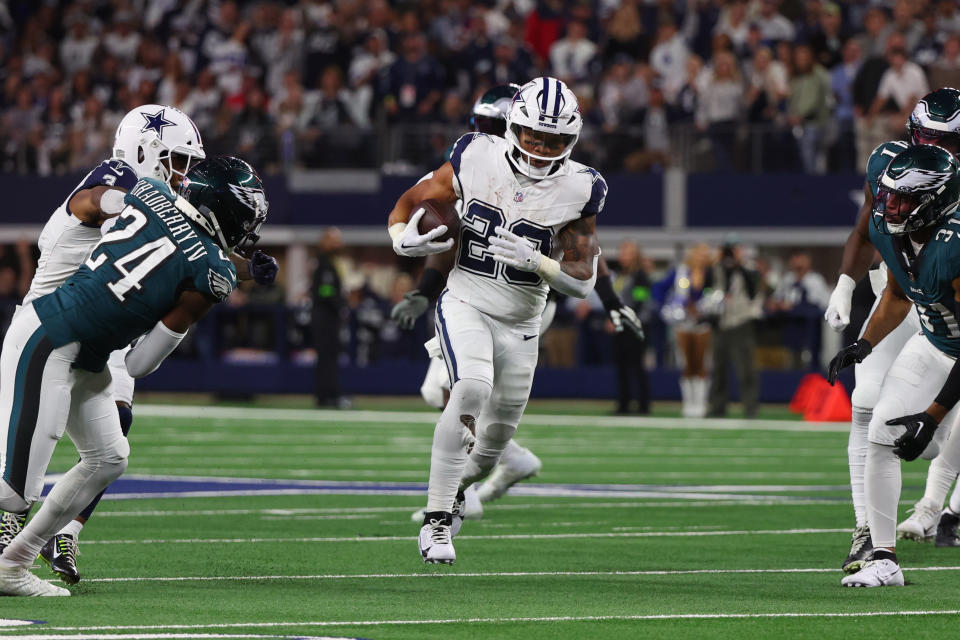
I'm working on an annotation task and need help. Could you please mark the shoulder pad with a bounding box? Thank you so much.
[578,166,607,217]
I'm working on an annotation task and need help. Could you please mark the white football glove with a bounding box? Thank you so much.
[390,208,455,257]
[825,274,856,332]
[488,226,541,271]
[609,305,644,339]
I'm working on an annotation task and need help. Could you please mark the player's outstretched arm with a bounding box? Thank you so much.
[125,291,214,378]
[387,163,458,257]
[827,274,911,384]
[391,250,456,330]
[594,255,644,338]
[68,186,128,225]
[826,182,877,332]
[489,216,598,299]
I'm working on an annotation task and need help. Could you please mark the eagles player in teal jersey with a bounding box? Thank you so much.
[0,156,267,596]
[823,88,960,573]
[828,144,960,587]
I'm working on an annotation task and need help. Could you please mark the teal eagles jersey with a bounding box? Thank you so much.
[866,140,910,196]
[33,177,237,371]
[869,210,960,356]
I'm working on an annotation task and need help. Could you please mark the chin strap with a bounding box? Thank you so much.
[174,195,232,251]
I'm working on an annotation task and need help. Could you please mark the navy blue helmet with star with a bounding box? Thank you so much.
[140,108,175,139]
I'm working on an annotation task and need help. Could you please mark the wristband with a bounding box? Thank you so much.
[388,222,407,241]
[594,275,620,311]
[835,273,856,295]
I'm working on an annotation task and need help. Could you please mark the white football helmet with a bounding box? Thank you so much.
[505,77,582,179]
[112,104,205,186]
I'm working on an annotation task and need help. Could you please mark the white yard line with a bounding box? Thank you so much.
[135,405,848,433]
[21,610,960,634]
[77,566,960,583]
[78,527,849,545]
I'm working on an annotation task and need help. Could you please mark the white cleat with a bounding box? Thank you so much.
[840,558,904,588]
[897,498,941,542]
[411,485,483,529]
[474,446,542,503]
[0,566,70,596]
[418,513,456,564]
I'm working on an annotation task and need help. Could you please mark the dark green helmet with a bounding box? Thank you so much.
[908,88,960,153]
[178,156,268,252]
[873,144,960,235]
[471,83,520,137]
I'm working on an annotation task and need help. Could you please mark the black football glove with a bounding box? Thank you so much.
[889,412,938,461]
[390,290,430,330]
[249,250,279,285]
[827,338,872,384]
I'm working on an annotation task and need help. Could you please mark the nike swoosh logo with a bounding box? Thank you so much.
[522,334,537,341]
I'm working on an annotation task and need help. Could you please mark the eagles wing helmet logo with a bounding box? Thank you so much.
[140,109,175,139]
[894,168,952,192]
[228,183,267,214]
[207,269,234,301]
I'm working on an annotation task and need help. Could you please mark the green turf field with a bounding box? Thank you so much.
[3,400,958,639]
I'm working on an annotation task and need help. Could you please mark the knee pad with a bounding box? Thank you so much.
[88,436,130,485]
[117,403,133,437]
[448,378,492,418]
[850,383,881,413]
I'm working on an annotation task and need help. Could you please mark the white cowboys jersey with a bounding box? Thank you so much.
[23,159,138,304]
[446,133,606,322]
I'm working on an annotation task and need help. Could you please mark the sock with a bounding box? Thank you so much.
[58,519,83,538]
[865,442,902,549]
[949,483,960,515]
[921,457,957,509]
[425,378,489,514]
[849,407,871,527]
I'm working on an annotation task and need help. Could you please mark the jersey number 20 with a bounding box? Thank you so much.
[457,201,552,285]
[84,209,177,302]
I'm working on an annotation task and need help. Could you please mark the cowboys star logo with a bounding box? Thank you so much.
[140,109,175,139]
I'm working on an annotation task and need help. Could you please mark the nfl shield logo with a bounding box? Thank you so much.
[514,191,524,202]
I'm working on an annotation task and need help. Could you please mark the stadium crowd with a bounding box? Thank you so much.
[2,0,959,174]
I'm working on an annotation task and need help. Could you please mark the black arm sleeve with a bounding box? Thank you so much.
[417,267,445,301]
[594,274,621,311]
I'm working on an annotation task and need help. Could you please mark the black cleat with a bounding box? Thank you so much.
[39,534,80,585]
[935,511,960,548]
[842,525,873,574]
[0,511,26,555]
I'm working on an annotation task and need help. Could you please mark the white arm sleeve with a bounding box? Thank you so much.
[536,254,599,299]
[124,321,188,378]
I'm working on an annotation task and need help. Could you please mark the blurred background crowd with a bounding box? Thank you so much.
[2,0,957,174]
[0,0,935,413]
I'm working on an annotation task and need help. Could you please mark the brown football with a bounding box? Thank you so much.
[415,198,460,244]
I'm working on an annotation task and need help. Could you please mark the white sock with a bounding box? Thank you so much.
[58,519,83,538]
[849,407,871,527]
[425,378,489,514]
[921,457,957,509]
[865,442,902,549]
[680,377,693,416]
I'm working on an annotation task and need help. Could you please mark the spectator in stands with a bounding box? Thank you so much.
[381,33,443,122]
[186,68,222,135]
[830,38,863,171]
[913,12,945,69]
[524,0,566,66]
[809,2,845,69]
[103,11,141,63]
[59,14,99,76]
[767,251,831,368]
[650,19,689,102]
[674,54,703,123]
[603,0,648,63]
[612,240,652,415]
[890,0,923,52]
[625,79,677,172]
[348,30,395,127]
[755,0,796,44]
[312,227,347,409]
[706,237,761,419]
[714,0,751,58]
[867,43,929,141]
[697,50,744,171]
[598,55,647,131]
[853,32,905,170]
[787,43,832,174]
[929,34,960,89]
[745,46,789,124]
[550,20,598,89]
[937,0,960,34]
[855,7,892,59]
